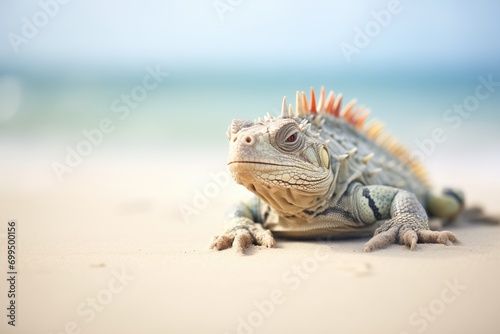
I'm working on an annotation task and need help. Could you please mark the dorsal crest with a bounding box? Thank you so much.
[276,86,428,185]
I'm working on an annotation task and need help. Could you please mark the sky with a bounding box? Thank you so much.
[1,0,500,72]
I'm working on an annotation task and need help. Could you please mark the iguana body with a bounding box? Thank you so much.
[210,87,464,252]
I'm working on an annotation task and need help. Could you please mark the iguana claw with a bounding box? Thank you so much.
[364,225,457,252]
[210,226,275,253]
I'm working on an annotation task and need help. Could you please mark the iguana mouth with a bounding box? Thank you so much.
[228,161,320,173]
[227,161,290,167]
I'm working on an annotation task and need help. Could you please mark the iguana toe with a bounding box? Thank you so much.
[254,229,275,248]
[210,226,276,253]
[209,234,235,251]
[417,230,458,246]
[402,230,418,250]
[233,229,254,253]
[363,226,398,252]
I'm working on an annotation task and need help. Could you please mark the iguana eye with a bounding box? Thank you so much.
[275,123,303,152]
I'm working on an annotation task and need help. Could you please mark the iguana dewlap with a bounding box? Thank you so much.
[210,87,464,252]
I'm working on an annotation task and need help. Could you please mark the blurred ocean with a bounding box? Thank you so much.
[1,67,500,155]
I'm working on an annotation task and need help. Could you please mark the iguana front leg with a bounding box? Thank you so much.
[354,185,458,252]
[209,196,275,253]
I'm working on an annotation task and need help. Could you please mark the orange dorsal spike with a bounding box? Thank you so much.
[309,87,317,113]
[341,99,357,121]
[301,91,308,113]
[365,120,384,139]
[355,109,371,128]
[332,94,343,117]
[325,91,334,113]
[317,86,325,112]
[348,106,364,125]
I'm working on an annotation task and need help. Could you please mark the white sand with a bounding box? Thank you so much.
[1,147,499,334]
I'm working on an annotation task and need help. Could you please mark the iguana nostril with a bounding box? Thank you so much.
[244,136,254,144]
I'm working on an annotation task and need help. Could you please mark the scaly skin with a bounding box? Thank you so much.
[210,87,463,253]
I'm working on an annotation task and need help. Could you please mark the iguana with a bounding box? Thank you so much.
[210,87,486,253]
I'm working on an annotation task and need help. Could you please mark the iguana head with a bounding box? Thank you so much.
[227,97,334,215]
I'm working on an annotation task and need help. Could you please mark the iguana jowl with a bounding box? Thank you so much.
[210,87,464,252]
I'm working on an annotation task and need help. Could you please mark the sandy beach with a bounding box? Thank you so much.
[1,146,499,334]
